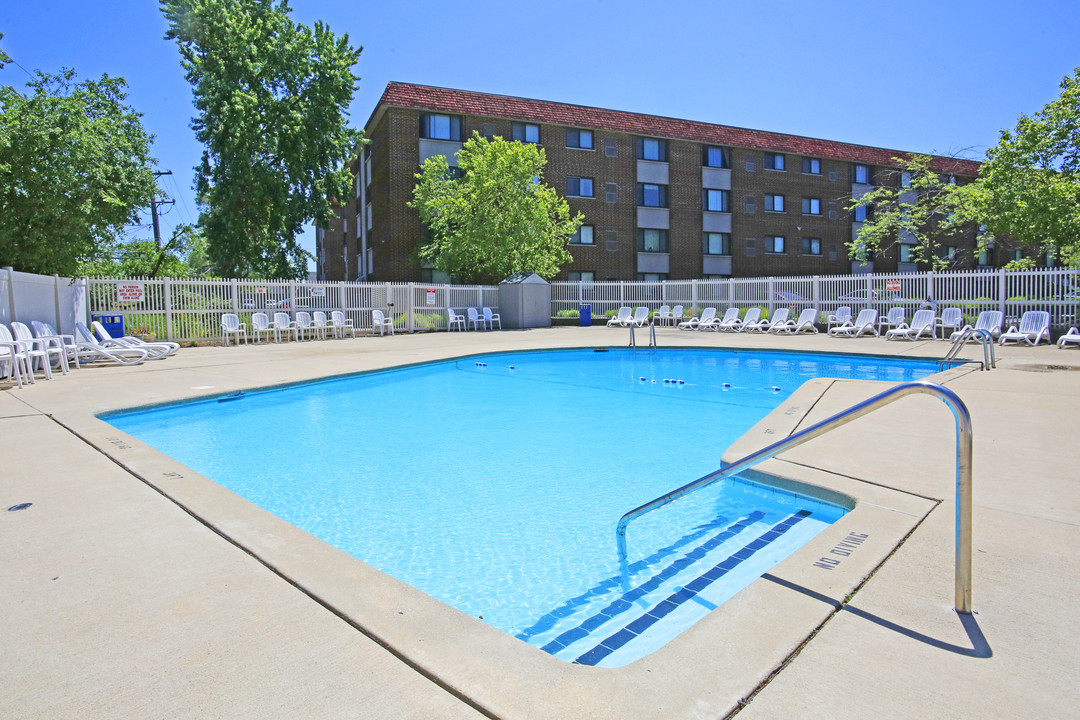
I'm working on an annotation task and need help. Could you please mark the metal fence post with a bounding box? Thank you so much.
[163,277,174,341]
[230,279,239,311]
[407,283,416,333]
[998,268,1007,317]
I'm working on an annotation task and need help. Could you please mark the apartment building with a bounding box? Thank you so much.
[318,82,990,283]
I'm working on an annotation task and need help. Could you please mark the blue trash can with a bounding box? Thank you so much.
[92,314,125,338]
[580,303,591,326]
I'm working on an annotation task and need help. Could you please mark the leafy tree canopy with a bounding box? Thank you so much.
[410,133,581,284]
[847,154,977,271]
[0,67,157,276]
[84,224,212,278]
[979,66,1080,266]
[161,0,363,279]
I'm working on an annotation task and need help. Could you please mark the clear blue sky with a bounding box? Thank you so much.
[2,1,1078,269]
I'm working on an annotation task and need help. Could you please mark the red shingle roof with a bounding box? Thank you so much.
[371,82,982,177]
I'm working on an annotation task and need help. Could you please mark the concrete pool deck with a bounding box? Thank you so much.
[2,326,1078,718]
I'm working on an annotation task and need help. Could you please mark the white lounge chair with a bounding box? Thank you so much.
[32,321,80,370]
[885,309,937,341]
[829,309,879,337]
[466,307,487,331]
[371,309,395,336]
[329,311,356,339]
[272,312,298,343]
[92,321,177,358]
[712,307,744,332]
[629,307,650,327]
[74,323,149,365]
[311,311,332,340]
[607,307,633,327]
[779,307,819,334]
[0,324,35,387]
[878,307,905,334]
[446,308,466,332]
[747,308,788,333]
[1059,327,1080,349]
[730,307,762,333]
[652,305,672,326]
[678,307,716,330]
[999,311,1050,346]
[251,313,274,343]
[221,313,247,346]
[950,311,1003,342]
[936,308,964,339]
[11,322,65,376]
[483,307,501,330]
[827,306,852,332]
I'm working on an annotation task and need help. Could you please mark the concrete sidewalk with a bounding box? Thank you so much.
[2,326,1078,718]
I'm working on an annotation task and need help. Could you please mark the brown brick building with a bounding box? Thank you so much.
[318,82,993,283]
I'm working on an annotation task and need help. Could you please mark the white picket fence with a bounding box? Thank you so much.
[86,277,499,342]
[552,267,1080,329]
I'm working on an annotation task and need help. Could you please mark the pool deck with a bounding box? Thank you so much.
[2,325,1078,719]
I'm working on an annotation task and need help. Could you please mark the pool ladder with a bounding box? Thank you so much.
[615,380,974,614]
[629,322,657,350]
[939,328,995,371]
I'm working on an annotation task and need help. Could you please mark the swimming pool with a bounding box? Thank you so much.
[105,348,941,667]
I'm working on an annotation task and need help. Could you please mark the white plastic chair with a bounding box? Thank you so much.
[330,311,355,339]
[652,305,672,326]
[272,312,298,343]
[950,311,1003,341]
[1058,327,1080,349]
[32,321,80,370]
[483,307,501,330]
[629,307,650,327]
[878,307,906,334]
[466,307,486,331]
[74,323,149,365]
[885,309,936,341]
[712,307,744,332]
[447,308,466,332]
[221,313,247,346]
[92,321,178,358]
[827,306,852,332]
[670,305,684,325]
[731,308,762,333]
[678,307,716,330]
[12,321,64,375]
[0,324,33,388]
[753,308,789,333]
[779,307,819,334]
[607,307,633,327]
[294,311,317,341]
[371,309,395,336]
[999,311,1051,346]
[311,311,332,340]
[829,309,879,337]
[936,308,964,339]
[251,313,274,343]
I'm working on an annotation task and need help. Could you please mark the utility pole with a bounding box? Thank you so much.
[151,170,175,250]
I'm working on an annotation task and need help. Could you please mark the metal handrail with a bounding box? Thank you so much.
[629,321,657,349]
[615,380,974,614]
[940,327,995,371]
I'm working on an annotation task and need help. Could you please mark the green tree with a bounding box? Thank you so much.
[410,133,581,283]
[161,0,363,279]
[0,68,157,276]
[83,225,211,279]
[979,67,1080,266]
[847,154,977,271]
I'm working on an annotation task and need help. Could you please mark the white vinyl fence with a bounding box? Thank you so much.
[86,277,499,342]
[552,267,1080,329]
[1,267,88,334]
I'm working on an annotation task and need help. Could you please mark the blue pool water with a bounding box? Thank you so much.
[106,348,940,667]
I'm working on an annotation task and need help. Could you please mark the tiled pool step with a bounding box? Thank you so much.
[524,509,813,666]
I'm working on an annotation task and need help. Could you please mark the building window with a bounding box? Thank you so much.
[446,166,464,180]
[703,146,731,168]
[802,197,821,215]
[853,164,871,184]
[901,171,912,188]
[567,271,595,282]
[899,244,916,263]
[566,128,593,149]
[942,246,958,261]
[801,157,821,175]
[636,137,668,162]
[636,229,669,253]
[571,225,594,245]
[977,249,991,266]
[801,237,823,256]
[703,232,731,255]
[419,113,462,141]
[512,122,540,144]
[764,153,785,171]
[853,205,869,222]
[636,183,669,208]
[566,176,594,197]
[637,273,669,281]
[765,236,786,254]
[765,194,785,212]
[703,189,730,212]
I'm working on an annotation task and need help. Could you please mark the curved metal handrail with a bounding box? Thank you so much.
[940,327,995,371]
[629,321,657,349]
[615,380,973,614]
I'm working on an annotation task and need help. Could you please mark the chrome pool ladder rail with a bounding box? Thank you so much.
[940,328,995,371]
[615,380,974,614]
[629,321,657,350]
